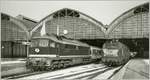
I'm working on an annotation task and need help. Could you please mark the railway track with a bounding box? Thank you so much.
[2,71,47,79]
[107,65,124,79]
[2,63,125,80]
[39,65,109,79]
[10,63,123,80]
[2,62,94,79]
[41,65,124,80]
[61,66,123,80]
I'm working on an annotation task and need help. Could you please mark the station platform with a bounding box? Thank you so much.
[1,58,26,61]
[111,59,149,80]
[1,58,29,77]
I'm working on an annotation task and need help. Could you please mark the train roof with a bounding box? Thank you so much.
[90,46,102,50]
[32,34,90,47]
[103,41,127,49]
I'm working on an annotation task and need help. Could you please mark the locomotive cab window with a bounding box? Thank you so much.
[31,39,38,47]
[39,39,49,47]
[31,39,49,47]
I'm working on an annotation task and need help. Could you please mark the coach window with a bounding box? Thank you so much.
[79,46,87,50]
[78,46,82,49]
[56,44,59,48]
[65,44,70,49]
[76,46,79,50]
[65,44,75,49]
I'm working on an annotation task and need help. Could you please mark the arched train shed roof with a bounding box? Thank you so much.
[106,3,149,38]
[1,13,30,41]
[31,8,106,36]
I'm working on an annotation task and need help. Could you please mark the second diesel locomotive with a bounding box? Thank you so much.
[26,34,102,71]
[102,40,130,66]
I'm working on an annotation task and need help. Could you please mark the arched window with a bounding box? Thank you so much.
[134,3,149,14]
[1,13,10,20]
[53,8,80,18]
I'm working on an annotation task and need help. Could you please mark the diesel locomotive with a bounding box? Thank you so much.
[26,34,102,71]
[102,40,130,66]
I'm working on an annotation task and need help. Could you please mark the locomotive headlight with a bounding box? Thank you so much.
[35,48,40,53]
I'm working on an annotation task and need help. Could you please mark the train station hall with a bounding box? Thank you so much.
[1,1,149,80]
